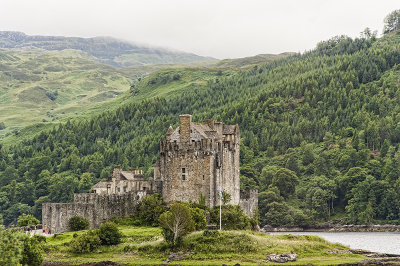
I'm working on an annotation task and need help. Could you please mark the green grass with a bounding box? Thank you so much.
[43,225,368,265]
[0,49,134,139]
[215,52,295,69]
[0,49,223,144]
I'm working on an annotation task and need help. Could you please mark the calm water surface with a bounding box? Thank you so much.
[271,232,400,255]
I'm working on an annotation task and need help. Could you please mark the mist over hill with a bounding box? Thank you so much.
[0,31,215,67]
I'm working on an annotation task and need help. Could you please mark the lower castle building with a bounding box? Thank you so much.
[42,114,258,233]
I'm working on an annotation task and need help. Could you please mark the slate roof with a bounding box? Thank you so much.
[223,125,236,135]
[92,181,110,189]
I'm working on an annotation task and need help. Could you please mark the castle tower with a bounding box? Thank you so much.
[154,114,240,208]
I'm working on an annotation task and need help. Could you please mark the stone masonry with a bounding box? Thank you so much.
[154,114,241,208]
[42,191,147,233]
[42,114,258,232]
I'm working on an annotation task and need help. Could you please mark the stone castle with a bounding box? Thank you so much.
[42,115,258,233]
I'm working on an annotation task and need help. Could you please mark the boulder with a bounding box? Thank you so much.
[268,253,298,263]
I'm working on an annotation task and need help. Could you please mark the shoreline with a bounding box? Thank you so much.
[261,224,400,232]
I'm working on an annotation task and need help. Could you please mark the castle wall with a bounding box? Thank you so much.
[158,140,214,207]
[239,190,259,218]
[42,191,147,233]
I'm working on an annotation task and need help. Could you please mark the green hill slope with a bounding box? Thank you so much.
[0,49,136,139]
[2,29,400,229]
[215,52,295,68]
[0,31,214,67]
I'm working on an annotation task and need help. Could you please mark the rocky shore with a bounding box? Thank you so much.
[262,224,400,232]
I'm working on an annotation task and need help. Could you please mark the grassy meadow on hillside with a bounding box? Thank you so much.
[0,49,134,138]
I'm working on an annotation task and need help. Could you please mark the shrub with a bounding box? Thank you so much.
[0,226,24,265]
[190,207,207,230]
[68,216,89,231]
[21,234,43,266]
[17,214,40,227]
[137,193,166,226]
[98,222,122,245]
[31,235,46,244]
[183,231,258,254]
[210,205,250,230]
[70,230,101,253]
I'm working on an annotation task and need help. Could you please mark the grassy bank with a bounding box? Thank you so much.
[43,225,367,265]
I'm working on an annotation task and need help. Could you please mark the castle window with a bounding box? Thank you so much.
[182,168,186,180]
[202,175,205,180]
[117,187,120,192]
[123,187,127,192]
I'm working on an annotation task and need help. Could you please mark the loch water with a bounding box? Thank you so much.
[270,231,400,255]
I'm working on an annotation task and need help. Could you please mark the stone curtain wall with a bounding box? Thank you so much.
[239,189,258,218]
[42,191,148,233]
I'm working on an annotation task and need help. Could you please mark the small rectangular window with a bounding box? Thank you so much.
[123,187,127,192]
[182,168,186,173]
[202,175,205,180]
[117,187,120,192]
[182,175,186,181]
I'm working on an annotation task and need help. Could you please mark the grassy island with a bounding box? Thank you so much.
[43,225,367,265]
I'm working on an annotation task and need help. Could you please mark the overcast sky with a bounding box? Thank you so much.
[1,0,399,59]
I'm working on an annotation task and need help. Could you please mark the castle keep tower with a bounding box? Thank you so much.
[154,114,241,208]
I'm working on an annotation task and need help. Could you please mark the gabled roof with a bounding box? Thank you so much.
[223,125,237,135]
[93,181,110,189]
[120,171,135,180]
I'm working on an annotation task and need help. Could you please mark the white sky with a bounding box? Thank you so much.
[0,0,398,59]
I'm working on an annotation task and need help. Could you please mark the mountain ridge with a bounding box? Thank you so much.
[0,31,215,67]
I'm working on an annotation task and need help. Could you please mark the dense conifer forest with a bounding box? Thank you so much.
[2,20,400,227]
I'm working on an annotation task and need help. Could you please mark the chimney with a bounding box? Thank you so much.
[179,114,192,143]
[112,167,122,179]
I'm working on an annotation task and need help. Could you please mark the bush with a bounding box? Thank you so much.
[137,193,166,226]
[17,214,40,227]
[68,216,89,231]
[31,234,46,244]
[183,230,258,254]
[0,122,5,130]
[98,222,122,245]
[190,207,207,230]
[0,226,24,265]
[70,230,101,253]
[21,234,43,266]
[210,205,250,230]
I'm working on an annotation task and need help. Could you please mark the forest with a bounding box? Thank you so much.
[1,13,400,227]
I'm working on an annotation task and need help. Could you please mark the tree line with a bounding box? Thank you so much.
[1,18,400,226]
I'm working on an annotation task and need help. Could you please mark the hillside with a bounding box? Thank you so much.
[0,31,214,67]
[215,52,295,68]
[2,29,400,229]
[0,48,136,139]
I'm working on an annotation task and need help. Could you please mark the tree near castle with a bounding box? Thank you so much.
[159,203,194,246]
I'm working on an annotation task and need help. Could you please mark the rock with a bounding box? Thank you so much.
[167,251,193,262]
[268,253,298,263]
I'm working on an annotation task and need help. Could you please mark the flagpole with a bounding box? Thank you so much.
[219,193,222,231]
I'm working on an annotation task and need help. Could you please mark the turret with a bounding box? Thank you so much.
[166,126,174,141]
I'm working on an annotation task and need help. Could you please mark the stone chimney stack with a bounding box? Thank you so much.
[179,114,192,143]
[112,167,122,179]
